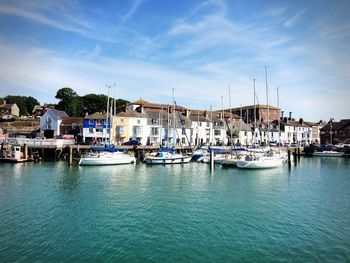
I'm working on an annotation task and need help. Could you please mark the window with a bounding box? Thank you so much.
[137,119,141,124]
[151,127,159,135]
[182,128,186,135]
[46,124,51,130]
[199,122,202,127]
[46,117,51,123]
[206,122,210,127]
[96,128,103,133]
[117,126,125,134]
[96,119,102,126]
[214,130,221,136]
[72,123,77,129]
[182,138,186,144]
[89,119,94,125]
[120,118,124,123]
[89,128,94,133]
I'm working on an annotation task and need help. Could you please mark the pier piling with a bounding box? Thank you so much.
[287,150,291,168]
[68,145,73,165]
[210,150,214,171]
[24,144,28,159]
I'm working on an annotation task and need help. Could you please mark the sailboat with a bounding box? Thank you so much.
[79,85,136,166]
[236,153,284,169]
[145,89,192,164]
[235,70,284,169]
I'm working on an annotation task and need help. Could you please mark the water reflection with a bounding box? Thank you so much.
[55,162,81,190]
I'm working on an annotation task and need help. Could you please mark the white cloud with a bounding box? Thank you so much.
[283,10,305,27]
[120,0,146,24]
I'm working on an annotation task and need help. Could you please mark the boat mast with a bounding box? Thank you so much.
[173,88,176,148]
[246,108,249,146]
[105,85,110,145]
[167,105,170,146]
[159,106,163,146]
[254,78,256,145]
[210,105,213,145]
[221,95,225,145]
[330,118,333,144]
[277,87,280,147]
[265,66,269,146]
[229,85,233,156]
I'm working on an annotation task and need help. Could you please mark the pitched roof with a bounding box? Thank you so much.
[47,109,69,119]
[0,103,16,109]
[85,112,106,119]
[225,104,279,111]
[117,110,148,118]
[321,119,350,131]
[61,117,83,125]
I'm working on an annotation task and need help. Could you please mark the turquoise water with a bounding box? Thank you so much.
[1,158,350,262]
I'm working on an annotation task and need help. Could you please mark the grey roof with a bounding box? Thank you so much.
[48,109,69,119]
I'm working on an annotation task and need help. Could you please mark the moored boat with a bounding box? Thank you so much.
[313,151,344,157]
[78,146,135,166]
[236,154,284,169]
[145,147,191,164]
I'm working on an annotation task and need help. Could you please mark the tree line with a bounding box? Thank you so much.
[1,87,130,117]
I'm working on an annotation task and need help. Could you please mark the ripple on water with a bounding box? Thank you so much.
[0,159,350,262]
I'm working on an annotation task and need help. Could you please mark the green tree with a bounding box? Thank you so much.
[4,95,39,115]
[55,87,84,116]
[82,94,129,115]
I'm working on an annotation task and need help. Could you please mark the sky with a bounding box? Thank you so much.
[0,0,349,121]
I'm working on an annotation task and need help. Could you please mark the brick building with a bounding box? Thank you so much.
[320,119,350,144]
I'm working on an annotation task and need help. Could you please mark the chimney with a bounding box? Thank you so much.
[299,118,303,124]
[289,112,292,120]
[185,109,190,118]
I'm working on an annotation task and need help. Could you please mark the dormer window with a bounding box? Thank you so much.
[46,117,51,123]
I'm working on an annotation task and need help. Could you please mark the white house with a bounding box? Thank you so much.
[40,109,69,138]
[280,118,312,146]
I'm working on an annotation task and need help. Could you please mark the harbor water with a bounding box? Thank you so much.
[1,157,350,262]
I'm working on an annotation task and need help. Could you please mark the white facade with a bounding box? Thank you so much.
[282,125,312,146]
[40,109,68,137]
[127,117,149,145]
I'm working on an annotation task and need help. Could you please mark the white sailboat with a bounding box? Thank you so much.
[79,85,136,166]
[237,154,284,169]
[145,89,191,165]
[79,151,136,165]
[313,151,344,157]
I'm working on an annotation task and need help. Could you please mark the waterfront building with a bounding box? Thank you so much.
[225,104,280,123]
[40,109,68,138]
[279,117,312,146]
[116,111,148,145]
[59,117,83,138]
[82,112,114,144]
[304,120,327,144]
[0,100,20,119]
[320,119,350,144]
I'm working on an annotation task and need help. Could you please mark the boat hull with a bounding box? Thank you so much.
[237,159,284,169]
[313,151,344,157]
[145,156,192,164]
[79,154,135,166]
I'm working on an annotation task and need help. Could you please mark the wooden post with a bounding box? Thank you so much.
[287,150,291,168]
[69,145,73,165]
[24,144,28,159]
[210,150,214,171]
[293,149,297,165]
[297,147,300,160]
[41,148,45,160]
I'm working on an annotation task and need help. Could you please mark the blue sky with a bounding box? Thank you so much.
[0,0,349,121]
